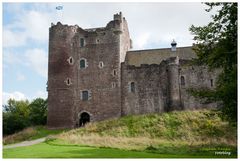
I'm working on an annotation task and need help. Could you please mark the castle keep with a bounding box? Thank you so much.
[47,12,218,129]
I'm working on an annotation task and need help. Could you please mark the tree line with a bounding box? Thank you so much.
[189,3,237,124]
[3,98,47,135]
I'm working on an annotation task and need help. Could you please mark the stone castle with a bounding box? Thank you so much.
[47,12,218,129]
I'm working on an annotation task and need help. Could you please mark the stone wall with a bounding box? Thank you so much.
[48,13,220,129]
[47,23,77,129]
[121,57,220,116]
[178,60,220,110]
[121,61,169,116]
[47,13,131,129]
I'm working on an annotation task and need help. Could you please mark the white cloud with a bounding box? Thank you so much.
[34,91,47,99]
[21,10,53,42]
[3,3,214,49]
[17,73,26,81]
[3,50,23,65]
[3,4,55,48]
[3,29,27,47]
[2,90,47,105]
[25,48,48,78]
[3,48,48,78]
[2,91,27,105]
[134,33,151,49]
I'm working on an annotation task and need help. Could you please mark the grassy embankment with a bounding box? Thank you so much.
[3,109,237,158]
[55,109,237,157]
[3,126,66,145]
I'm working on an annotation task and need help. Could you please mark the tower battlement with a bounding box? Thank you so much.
[114,12,123,21]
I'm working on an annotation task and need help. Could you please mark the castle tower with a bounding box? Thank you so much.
[167,43,182,111]
[47,12,131,129]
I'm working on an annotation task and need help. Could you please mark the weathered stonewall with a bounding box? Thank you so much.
[47,12,219,129]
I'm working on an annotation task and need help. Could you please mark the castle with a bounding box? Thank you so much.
[47,12,218,129]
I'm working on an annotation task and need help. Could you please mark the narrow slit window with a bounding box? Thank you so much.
[130,82,135,93]
[69,57,73,64]
[112,82,116,88]
[67,79,70,85]
[65,78,72,86]
[99,61,104,68]
[210,79,213,87]
[180,76,185,86]
[113,70,117,76]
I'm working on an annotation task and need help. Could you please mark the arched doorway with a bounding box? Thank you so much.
[79,112,90,127]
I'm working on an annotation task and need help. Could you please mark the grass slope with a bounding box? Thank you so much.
[57,110,237,157]
[3,126,66,145]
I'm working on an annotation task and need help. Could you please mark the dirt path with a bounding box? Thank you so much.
[3,137,46,149]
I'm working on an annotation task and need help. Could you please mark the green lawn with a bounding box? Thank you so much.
[3,139,237,158]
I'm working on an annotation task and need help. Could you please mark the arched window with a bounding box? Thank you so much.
[129,82,135,93]
[180,76,185,86]
[80,59,86,69]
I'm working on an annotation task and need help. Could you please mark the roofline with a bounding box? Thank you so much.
[127,46,193,53]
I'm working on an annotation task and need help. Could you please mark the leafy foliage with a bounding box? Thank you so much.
[29,98,48,125]
[3,99,30,135]
[3,98,48,135]
[189,3,237,123]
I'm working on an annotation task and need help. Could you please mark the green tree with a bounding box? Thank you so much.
[3,99,30,135]
[189,3,237,123]
[3,98,48,135]
[29,98,48,125]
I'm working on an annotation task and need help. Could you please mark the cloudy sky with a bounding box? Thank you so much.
[2,2,216,104]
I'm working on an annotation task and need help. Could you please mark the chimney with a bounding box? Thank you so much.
[171,39,177,52]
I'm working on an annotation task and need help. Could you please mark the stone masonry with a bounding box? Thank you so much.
[47,12,219,129]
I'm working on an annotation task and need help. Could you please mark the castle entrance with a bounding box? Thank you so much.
[79,112,90,127]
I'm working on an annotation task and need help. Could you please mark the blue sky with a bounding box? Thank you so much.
[2,2,214,104]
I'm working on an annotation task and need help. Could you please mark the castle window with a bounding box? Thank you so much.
[210,79,213,87]
[80,38,85,47]
[99,61,104,68]
[180,76,185,86]
[112,82,116,88]
[81,91,89,101]
[67,57,74,65]
[113,69,117,76]
[96,39,100,43]
[65,78,72,86]
[129,82,135,93]
[80,59,86,69]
